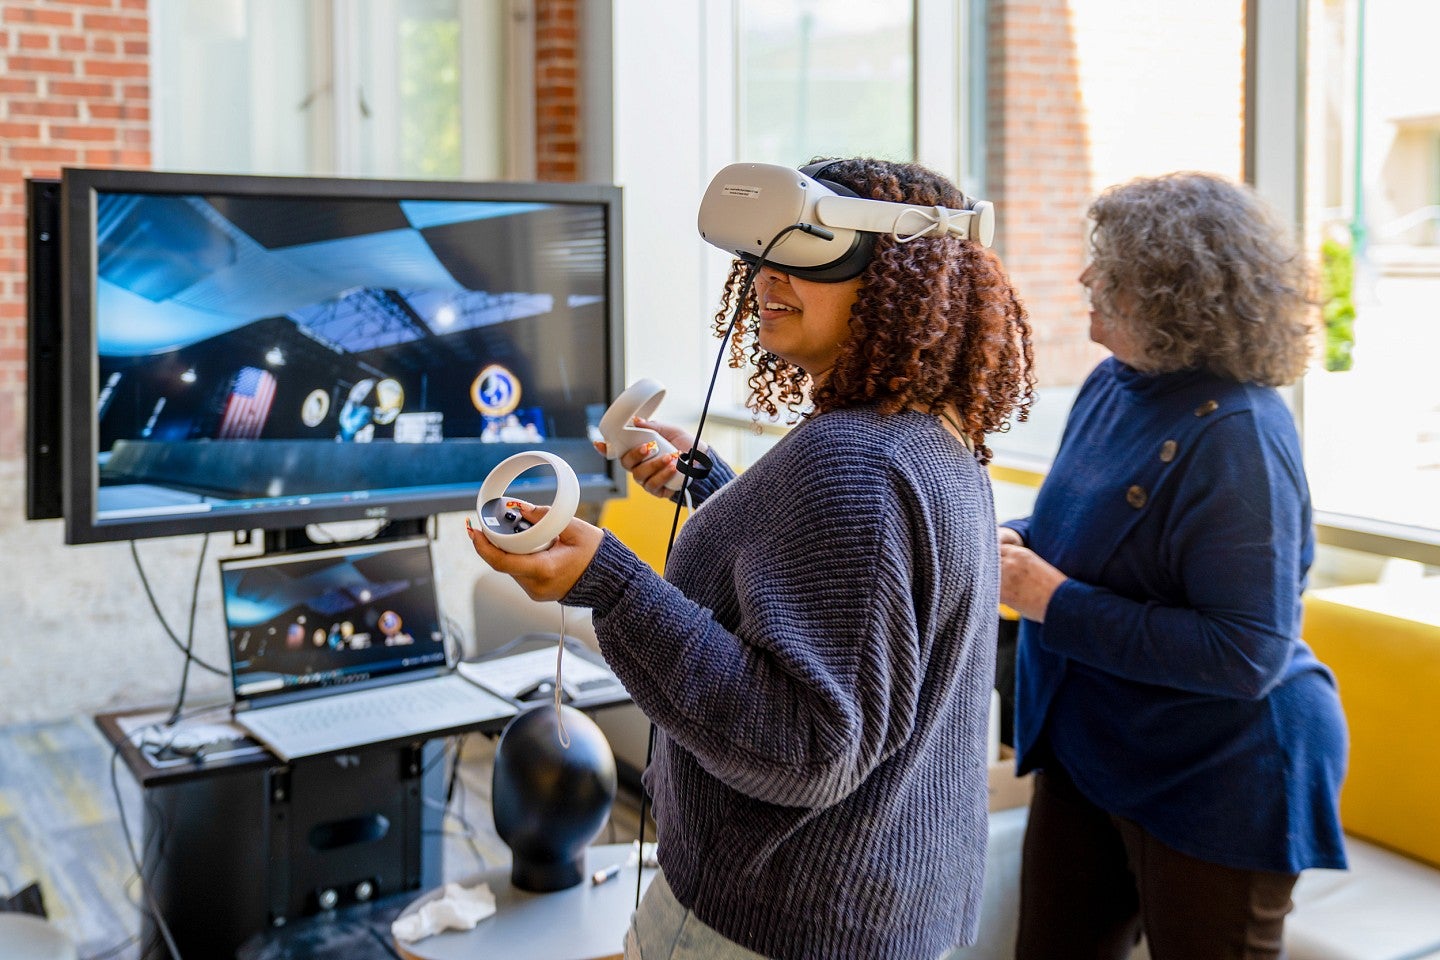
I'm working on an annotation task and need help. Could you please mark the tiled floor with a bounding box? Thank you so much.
[0,717,141,957]
[0,715,647,960]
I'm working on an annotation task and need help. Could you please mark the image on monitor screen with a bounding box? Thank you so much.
[61,169,625,544]
[219,537,448,703]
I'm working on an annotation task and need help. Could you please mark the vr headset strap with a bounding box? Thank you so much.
[814,194,995,246]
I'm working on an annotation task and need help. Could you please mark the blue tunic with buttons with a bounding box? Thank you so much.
[1006,358,1347,873]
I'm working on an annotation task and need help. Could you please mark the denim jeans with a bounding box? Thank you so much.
[623,872,771,960]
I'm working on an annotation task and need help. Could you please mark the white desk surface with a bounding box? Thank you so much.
[394,843,655,960]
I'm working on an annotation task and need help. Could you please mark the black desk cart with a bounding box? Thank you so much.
[99,712,447,959]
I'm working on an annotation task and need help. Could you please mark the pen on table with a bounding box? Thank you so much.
[591,864,622,886]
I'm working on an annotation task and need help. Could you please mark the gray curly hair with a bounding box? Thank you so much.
[1087,172,1315,386]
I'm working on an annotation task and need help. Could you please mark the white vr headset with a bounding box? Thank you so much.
[697,161,996,282]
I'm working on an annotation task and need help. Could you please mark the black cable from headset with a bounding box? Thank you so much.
[668,223,809,537]
[633,223,809,907]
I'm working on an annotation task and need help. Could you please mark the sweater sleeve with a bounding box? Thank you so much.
[1039,411,1306,699]
[565,458,924,810]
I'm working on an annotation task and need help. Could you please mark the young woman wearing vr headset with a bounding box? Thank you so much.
[468,157,1034,960]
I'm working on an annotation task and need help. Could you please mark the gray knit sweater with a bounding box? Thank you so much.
[564,406,996,960]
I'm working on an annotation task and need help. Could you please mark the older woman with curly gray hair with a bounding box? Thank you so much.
[998,172,1347,960]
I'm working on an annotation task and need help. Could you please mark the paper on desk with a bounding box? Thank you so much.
[391,882,496,943]
[457,648,618,698]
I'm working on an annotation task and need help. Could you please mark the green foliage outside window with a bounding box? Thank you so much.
[1320,236,1356,372]
[400,18,461,178]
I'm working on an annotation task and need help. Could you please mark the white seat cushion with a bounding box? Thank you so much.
[944,805,1029,959]
[1287,835,1440,960]
[942,823,1440,960]
[0,914,78,960]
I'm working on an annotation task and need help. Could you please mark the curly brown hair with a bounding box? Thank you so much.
[711,158,1035,463]
[1087,172,1316,385]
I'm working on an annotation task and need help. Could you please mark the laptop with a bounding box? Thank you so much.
[220,536,515,761]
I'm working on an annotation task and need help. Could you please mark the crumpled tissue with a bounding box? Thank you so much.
[391,882,497,943]
[629,840,659,869]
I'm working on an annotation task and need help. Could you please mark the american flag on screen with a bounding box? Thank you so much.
[217,366,277,440]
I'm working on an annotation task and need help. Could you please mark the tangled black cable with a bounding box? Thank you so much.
[164,535,211,726]
[129,538,226,678]
[100,703,222,960]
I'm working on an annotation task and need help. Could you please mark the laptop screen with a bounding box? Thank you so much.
[220,536,449,706]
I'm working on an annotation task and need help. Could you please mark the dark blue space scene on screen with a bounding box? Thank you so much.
[221,540,446,699]
[92,190,612,524]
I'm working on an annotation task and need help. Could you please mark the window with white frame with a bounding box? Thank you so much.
[707,0,984,465]
[735,1,915,166]
[1302,0,1440,566]
[151,0,512,180]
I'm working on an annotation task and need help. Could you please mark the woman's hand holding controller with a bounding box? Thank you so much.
[466,505,603,603]
[594,417,701,499]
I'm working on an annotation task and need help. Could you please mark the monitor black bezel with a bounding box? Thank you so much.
[60,167,627,545]
[25,177,63,521]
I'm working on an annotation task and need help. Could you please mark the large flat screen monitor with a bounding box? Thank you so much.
[58,168,625,545]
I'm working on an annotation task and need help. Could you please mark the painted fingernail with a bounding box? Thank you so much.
[643,441,657,454]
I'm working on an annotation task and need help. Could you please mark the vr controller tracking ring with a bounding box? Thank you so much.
[476,451,580,554]
[598,379,687,492]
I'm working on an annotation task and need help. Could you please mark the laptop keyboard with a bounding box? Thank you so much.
[236,673,514,761]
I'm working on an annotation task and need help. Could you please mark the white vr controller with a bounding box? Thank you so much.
[475,451,580,554]
[597,378,684,492]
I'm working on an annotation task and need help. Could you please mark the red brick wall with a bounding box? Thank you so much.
[534,0,579,182]
[0,0,150,462]
[987,0,1103,387]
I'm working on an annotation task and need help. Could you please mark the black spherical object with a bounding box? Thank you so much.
[492,704,617,892]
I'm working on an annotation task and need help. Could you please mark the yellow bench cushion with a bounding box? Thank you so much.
[1303,586,1440,869]
[598,477,686,574]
